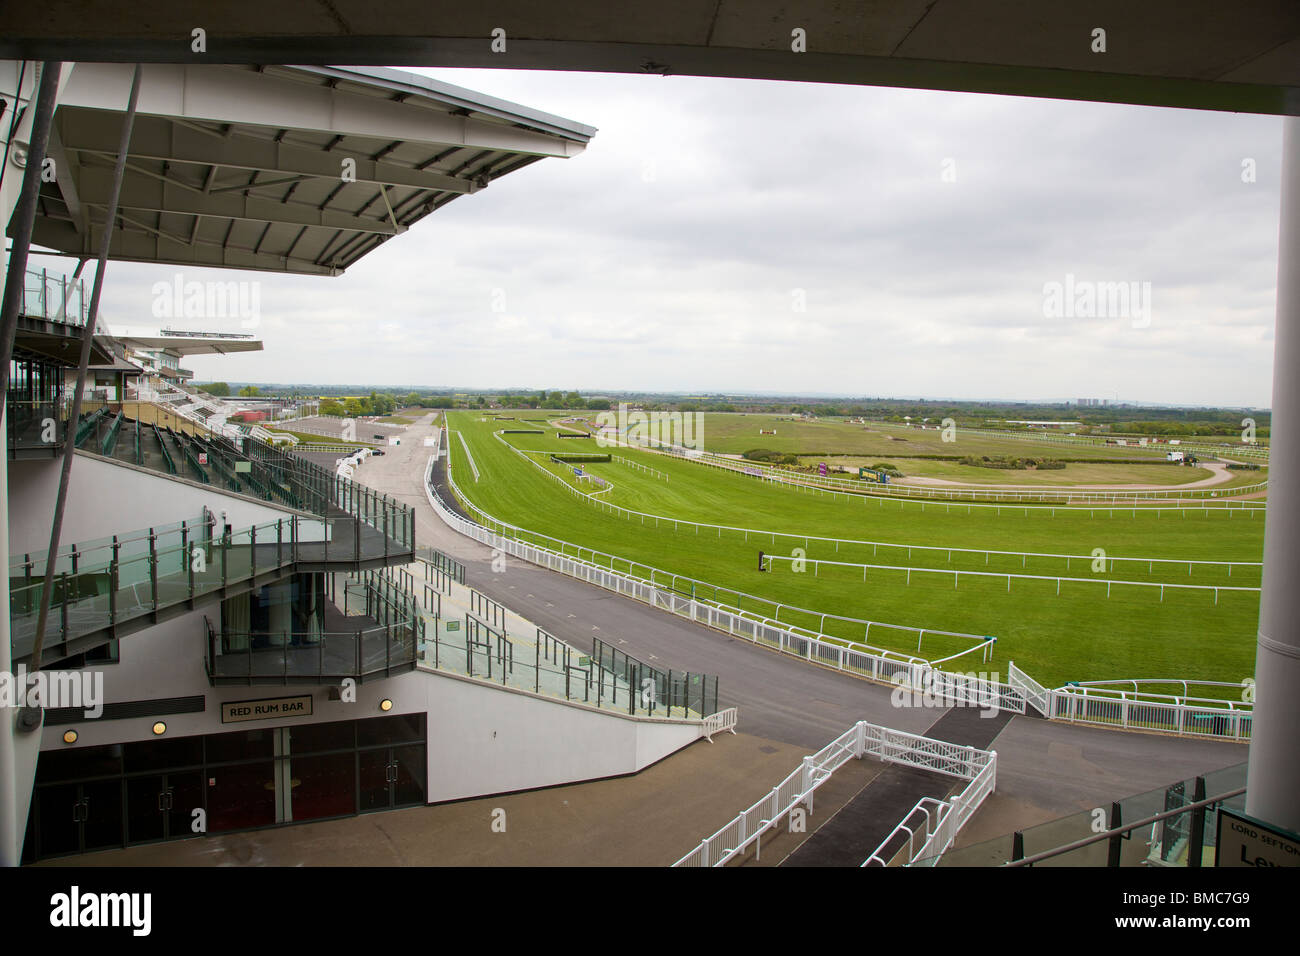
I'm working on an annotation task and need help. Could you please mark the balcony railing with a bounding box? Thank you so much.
[591,637,719,717]
[238,433,416,556]
[8,508,416,666]
[935,762,1248,867]
[7,399,72,454]
[205,620,420,684]
[19,268,90,326]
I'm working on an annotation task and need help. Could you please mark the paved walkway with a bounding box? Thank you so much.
[40,732,814,867]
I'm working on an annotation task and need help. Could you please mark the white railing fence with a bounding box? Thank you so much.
[1048,684,1252,741]
[1008,661,1052,716]
[864,747,998,867]
[673,720,995,867]
[672,722,863,867]
[702,708,739,741]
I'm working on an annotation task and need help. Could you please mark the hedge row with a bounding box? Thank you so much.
[550,453,611,464]
[960,455,1066,470]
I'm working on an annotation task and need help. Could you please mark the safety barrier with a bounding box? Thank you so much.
[1048,684,1252,741]
[702,708,739,741]
[864,745,998,866]
[673,720,995,867]
[759,552,1257,603]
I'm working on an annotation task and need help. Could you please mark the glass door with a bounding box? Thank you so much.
[126,771,205,844]
[358,745,426,812]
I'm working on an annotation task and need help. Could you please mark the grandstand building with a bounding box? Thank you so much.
[0,62,731,866]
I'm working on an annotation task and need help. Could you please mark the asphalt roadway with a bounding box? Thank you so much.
[347,412,1248,845]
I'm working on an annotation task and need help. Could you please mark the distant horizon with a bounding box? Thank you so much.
[201,380,1270,412]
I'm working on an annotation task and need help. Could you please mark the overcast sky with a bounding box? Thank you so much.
[64,67,1284,407]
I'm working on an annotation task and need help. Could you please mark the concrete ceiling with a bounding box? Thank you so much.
[1,2,1298,115]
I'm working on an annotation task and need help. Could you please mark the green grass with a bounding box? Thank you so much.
[445,412,1263,688]
[695,413,1177,461]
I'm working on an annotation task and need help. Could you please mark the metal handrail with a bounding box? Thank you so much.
[1005,787,1246,866]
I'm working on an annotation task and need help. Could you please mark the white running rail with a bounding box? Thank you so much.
[456,430,480,481]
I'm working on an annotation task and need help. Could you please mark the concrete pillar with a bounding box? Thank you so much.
[1246,115,1300,833]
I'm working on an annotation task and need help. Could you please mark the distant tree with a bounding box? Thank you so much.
[546,391,564,408]
[199,382,231,397]
[319,398,345,417]
[237,385,260,397]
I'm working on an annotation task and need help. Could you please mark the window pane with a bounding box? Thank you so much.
[35,744,123,783]
[205,727,275,764]
[289,719,354,754]
[124,735,204,773]
[206,761,275,832]
[357,713,424,747]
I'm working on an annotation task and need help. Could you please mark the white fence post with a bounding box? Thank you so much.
[801,756,816,815]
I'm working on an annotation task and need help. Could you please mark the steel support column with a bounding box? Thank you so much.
[0,60,63,869]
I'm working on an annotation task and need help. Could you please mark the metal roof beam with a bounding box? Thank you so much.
[76,165,409,234]
[32,216,338,275]
[62,123,480,194]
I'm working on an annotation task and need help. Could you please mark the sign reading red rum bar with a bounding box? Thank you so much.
[221,694,313,724]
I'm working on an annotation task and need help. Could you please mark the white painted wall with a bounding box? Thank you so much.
[421,672,704,802]
[7,452,316,558]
